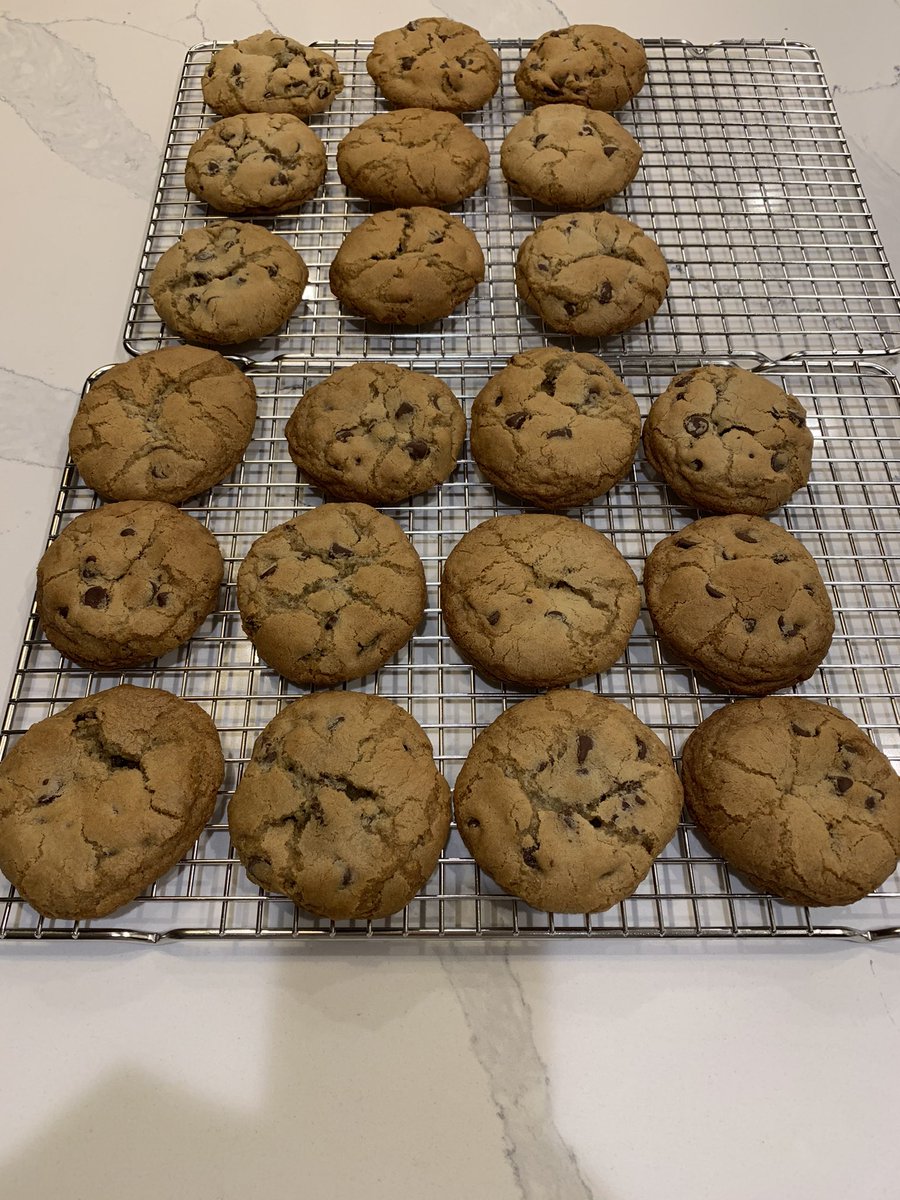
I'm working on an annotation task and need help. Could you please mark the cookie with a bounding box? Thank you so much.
[642,365,814,515]
[149,220,308,346]
[285,363,465,504]
[237,503,426,686]
[515,25,647,111]
[643,515,835,694]
[69,347,257,504]
[501,105,642,208]
[367,18,500,113]
[0,685,223,920]
[337,108,490,207]
[682,697,900,907]
[229,691,450,920]
[470,348,640,509]
[329,206,484,325]
[516,212,669,337]
[202,31,343,118]
[184,113,326,214]
[441,514,639,687]
[454,689,683,913]
[36,501,223,670]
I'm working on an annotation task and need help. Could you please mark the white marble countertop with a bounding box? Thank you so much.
[2,4,900,1198]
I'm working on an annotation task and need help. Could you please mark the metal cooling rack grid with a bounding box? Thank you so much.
[1,355,898,941]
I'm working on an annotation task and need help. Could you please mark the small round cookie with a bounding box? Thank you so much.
[329,207,484,325]
[237,503,426,686]
[69,347,257,504]
[515,25,647,111]
[0,685,223,920]
[202,31,343,118]
[642,365,814,515]
[337,108,490,207]
[229,691,450,921]
[441,514,640,687]
[285,363,465,504]
[682,697,900,907]
[501,105,642,208]
[37,501,223,670]
[471,348,640,509]
[185,113,326,214]
[643,515,835,694]
[367,18,501,113]
[516,212,669,337]
[455,690,683,913]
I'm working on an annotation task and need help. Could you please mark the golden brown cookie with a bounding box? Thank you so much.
[367,18,500,112]
[202,31,343,117]
[515,25,647,111]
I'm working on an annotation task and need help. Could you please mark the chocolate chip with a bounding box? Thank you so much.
[505,411,528,429]
[57,606,68,620]
[771,452,789,472]
[522,846,539,868]
[743,618,757,633]
[273,172,289,186]
[577,734,593,765]
[400,56,414,69]
[636,737,648,760]
[579,124,595,136]
[598,281,613,304]
[487,610,500,626]
[705,583,725,598]
[833,776,853,794]
[231,63,241,76]
[259,564,277,580]
[81,556,98,580]
[266,265,278,278]
[120,527,135,537]
[324,614,338,631]
[621,799,631,811]
[36,791,60,806]
[316,83,331,99]
[335,428,354,442]
[603,144,617,157]
[675,539,697,550]
[532,133,547,147]
[771,553,789,564]
[545,610,567,621]
[341,867,353,887]
[735,529,758,544]
[395,401,414,418]
[536,760,549,772]
[206,161,220,175]
[330,543,352,558]
[791,722,816,737]
[866,796,877,810]
[467,817,480,829]
[564,301,578,316]
[546,427,572,439]
[690,459,703,471]
[156,592,170,608]
[406,439,430,461]
[150,464,169,478]
[82,586,109,609]
[589,816,603,828]
[683,414,709,437]
[778,615,798,638]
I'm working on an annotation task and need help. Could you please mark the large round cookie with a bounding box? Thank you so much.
[0,685,223,920]
[441,514,640,687]
[367,18,501,112]
[37,501,223,670]
[69,347,257,504]
[643,515,834,694]
[470,348,640,509]
[149,220,308,346]
[185,113,326,214]
[501,105,642,208]
[285,363,465,504]
[202,31,343,117]
[515,25,647,111]
[455,690,683,913]
[237,503,426,686]
[516,212,669,337]
[329,207,484,325]
[229,691,450,920]
[643,366,814,515]
[337,108,490,206]
[682,697,900,907]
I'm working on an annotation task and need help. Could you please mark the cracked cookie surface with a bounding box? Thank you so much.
[515,25,647,111]
[37,501,223,670]
[329,206,484,325]
[516,211,669,337]
[455,689,683,912]
[285,362,465,504]
[202,31,343,117]
[149,220,308,346]
[367,18,500,113]
[229,691,450,920]
[644,515,834,694]
[237,503,426,686]
[682,697,900,906]
[0,685,223,920]
[471,348,640,509]
[337,108,489,206]
[441,514,639,687]
[70,347,257,504]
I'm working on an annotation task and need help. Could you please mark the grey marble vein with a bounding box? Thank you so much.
[431,1,570,37]
[833,66,900,96]
[0,366,78,470]
[249,0,279,31]
[43,17,188,49]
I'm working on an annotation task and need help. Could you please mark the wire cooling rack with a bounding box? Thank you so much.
[122,40,900,363]
[1,356,898,941]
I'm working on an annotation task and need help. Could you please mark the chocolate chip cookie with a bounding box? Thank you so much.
[329,206,484,325]
[69,347,257,504]
[37,501,223,670]
[285,363,465,504]
[202,31,343,117]
[643,516,835,694]
[229,691,450,921]
[470,348,640,509]
[454,689,683,913]
[237,503,426,686]
[367,18,501,112]
[516,212,669,337]
[149,220,308,346]
[515,25,647,111]
[682,697,900,907]
[337,108,490,207]
[0,685,223,920]
[441,514,640,687]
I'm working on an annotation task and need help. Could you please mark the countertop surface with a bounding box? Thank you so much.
[2,3,900,1198]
